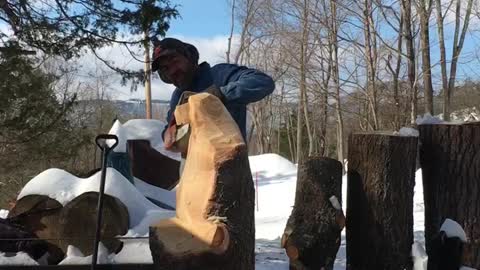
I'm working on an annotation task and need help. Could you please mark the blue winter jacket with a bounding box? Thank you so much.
[162,62,275,141]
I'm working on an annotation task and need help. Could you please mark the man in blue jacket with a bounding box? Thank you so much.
[151,37,275,150]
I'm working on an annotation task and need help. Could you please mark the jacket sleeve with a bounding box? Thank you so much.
[216,64,275,104]
[161,89,180,141]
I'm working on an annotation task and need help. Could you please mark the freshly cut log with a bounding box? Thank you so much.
[149,93,255,270]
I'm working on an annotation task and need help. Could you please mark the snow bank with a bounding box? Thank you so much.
[249,154,298,240]
[411,242,428,270]
[17,168,175,234]
[59,244,114,265]
[416,113,444,125]
[0,209,8,219]
[108,119,180,160]
[397,127,419,137]
[0,252,38,265]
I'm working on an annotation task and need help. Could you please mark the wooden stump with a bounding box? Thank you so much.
[127,140,180,190]
[8,195,65,264]
[59,192,129,256]
[346,132,417,270]
[149,93,255,270]
[8,192,129,263]
[281,157,344,270]
[419,122,480,268]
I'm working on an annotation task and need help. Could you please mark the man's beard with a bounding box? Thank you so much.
[175,68,196,90]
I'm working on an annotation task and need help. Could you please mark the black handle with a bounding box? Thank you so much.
[95,134,119,152]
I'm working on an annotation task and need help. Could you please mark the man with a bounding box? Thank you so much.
[151,37,275,150]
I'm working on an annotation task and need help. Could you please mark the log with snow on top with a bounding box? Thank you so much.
[5,167,175,264]
[419,121,480,268]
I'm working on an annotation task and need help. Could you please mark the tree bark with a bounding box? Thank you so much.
[416,0,434,115]
[282,157,344,270]
[401,0,417,126]
[149,93,254,270]
[419,122,480,268]
[127,140,180,190]
[346,132,417,270]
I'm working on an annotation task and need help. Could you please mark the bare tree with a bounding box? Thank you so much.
[435,0,474,121]
[415,0,434,115]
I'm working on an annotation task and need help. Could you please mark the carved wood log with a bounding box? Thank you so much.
[346,132,417,270]
[149,93,255,270]
[419,122,480,268]
[281,157,344,270]
[127,139,180,190]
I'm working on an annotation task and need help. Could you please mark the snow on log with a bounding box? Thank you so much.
[281,157,344,270]
[149,93,255,270]
[346,132,417,270]
[419,122,480,268]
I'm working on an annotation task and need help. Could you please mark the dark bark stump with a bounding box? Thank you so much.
[346,132,417,270]
[127,140,180,190]
[8,195,65,264]
[281,157,344,270]
[149,93,255,270]
[419,122,480,268]
[60,192,129,256]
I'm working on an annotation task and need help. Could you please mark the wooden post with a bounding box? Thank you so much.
[149,93,255,270]
[346,132,417,270]
[419,122,480,268]
[282,157,344,270]
[144,31,152,119]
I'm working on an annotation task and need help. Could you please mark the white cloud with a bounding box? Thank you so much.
[75,34,240,101]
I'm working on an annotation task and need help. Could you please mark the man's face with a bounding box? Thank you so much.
[157,53,196,90]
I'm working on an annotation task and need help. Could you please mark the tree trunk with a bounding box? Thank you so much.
[330,0,344,166]
[419,122,480,268]
[346,132,417,270]
[282,157,344,270]
[149,93,255,270]
[416,0,434,115]
[401,0,417,125]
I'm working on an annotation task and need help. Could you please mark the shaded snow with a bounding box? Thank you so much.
[0,252,38,265]
[416,113,444,125]
[133,177,176,209]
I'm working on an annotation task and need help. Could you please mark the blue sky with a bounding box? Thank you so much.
[167,0,233,38]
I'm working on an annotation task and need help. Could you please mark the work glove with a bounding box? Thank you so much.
[204,85,225,103]
[164,91,195,153]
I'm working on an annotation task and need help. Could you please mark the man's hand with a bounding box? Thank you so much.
[164,123,180,152]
